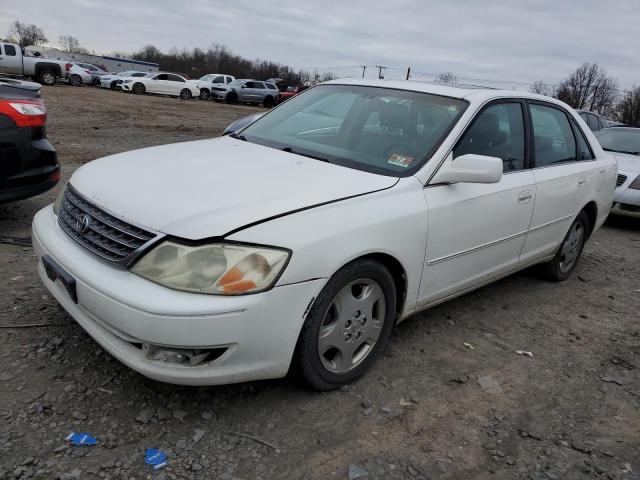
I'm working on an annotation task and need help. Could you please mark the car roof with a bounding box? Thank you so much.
[322,78,571,106]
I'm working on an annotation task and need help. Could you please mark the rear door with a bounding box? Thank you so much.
[520,101,598,263]
[165,74,186,95]
[147,74,168,94]
[420,99,536,304]
[0,44,22,74]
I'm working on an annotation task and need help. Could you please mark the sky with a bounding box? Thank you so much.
[1,0,638,90]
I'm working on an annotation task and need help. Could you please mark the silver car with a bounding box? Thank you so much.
[213,79,279,107]
[76,63,108,86]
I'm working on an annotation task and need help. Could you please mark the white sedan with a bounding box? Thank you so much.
[120,72,199,99]
[595,127,640,218]
[32,80,616,389]
[99,70,149,89]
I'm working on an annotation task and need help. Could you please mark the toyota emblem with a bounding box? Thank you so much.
[76,214,92,234]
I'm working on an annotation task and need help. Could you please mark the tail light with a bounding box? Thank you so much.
[0,99,47,127]
[65,63,72,72]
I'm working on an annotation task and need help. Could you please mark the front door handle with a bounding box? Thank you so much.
[518,190,532,203]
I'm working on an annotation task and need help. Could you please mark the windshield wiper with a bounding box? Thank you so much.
[229,132,246,141]
[282,146,332,163]
[603,147,639,156]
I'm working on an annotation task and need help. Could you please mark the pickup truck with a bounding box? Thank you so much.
[0,42,71,86]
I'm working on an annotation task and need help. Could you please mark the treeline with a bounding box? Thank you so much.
[530,63,640,126]
[117,44,335,86]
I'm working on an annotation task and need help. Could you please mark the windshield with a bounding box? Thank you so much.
[240,84,468,176]
[595,129,640,155]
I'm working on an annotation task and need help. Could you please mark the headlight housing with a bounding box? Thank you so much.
[123,79,132,83]
[630,174,640,190]
[52,186,65,215]
[131,241,290,295]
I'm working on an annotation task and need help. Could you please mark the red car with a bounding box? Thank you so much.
[279,85,308,101]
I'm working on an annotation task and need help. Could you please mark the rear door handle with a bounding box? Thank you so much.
[578,177,587,187]
[518,190,532,203]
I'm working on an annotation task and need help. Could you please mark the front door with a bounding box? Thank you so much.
[419,100,536,305]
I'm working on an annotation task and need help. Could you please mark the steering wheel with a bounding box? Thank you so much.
[383,142,423,162]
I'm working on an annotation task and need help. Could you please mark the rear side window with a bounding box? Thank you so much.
[4,45,17,56]
[587,114,601,131]
[212,75,225,83]
[530,104,577,167]
[266,83,277,90]
[454,102,526,172]
[572,121,594,160]
[154,74,168,80]
[248,82,265,89]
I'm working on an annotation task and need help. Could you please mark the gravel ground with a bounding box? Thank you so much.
[1,85,639,480]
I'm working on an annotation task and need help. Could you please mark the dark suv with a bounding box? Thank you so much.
[0,77,58,203]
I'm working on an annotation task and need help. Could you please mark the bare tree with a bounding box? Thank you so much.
[7,20,48,47]
[437,72,457,84]
[529,80,552,96]
[59,35,88,54]
[554,63,619,116]
[616,86,640,127]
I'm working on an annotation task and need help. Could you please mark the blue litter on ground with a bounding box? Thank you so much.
[145,448,168,470]
[65,432,98,446]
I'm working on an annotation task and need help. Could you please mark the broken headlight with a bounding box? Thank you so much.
[131,241,289,295]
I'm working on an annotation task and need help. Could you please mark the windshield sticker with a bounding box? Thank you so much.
[388,153,414,168]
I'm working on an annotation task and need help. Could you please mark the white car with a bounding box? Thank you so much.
[595,127,640,218]
[66,64,93,87]
[32,80,617,389]
[99,70,149,90]
[120,72,199,99]
[190,73,235,100]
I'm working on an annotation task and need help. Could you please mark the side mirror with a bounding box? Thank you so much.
[431,154,503,185]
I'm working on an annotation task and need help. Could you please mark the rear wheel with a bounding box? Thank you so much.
[70,75,82,87]
[180,89,192,100]
[199,89,210,100]
[539,211,589,281]
[38,70,57,86]
[294,259,396,390]
[263,95,274,108]
[132,83,146,95]
[226,92,238,104]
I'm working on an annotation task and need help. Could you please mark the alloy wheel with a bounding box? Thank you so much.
[558,221,584,273]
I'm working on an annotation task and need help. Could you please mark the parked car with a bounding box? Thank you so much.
[191,73,235,100]
[0,77,58,203]
[595,127,640,218]
[65,64,93,87]
[214,79,278,107]
[99,71,149,90]
[279,85,309,101]
[120,72,199,99]
[75,63,109,86]
[32,80,616,389]
[0,42,71,86]
[576,110,622,131]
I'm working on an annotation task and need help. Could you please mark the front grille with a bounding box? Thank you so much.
[58,186,158,266]
[619,203,640,213]
[616,174,627,188]
[212,87,227,92]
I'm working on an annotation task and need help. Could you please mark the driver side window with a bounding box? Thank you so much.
[454,102,526,172]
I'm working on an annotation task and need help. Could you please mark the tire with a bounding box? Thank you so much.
[180,89,192,100]
[70,75,82,87]
[199,89,210,100]
[132,83,146,95]
[38,70,57,86]
[226,92,238,104]
[294,259,397,390]
[109,81,117,90]
[539,211,589,281]
[263,95,274,108]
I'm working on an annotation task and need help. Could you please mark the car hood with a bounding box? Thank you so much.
[70,136,398,240]
[611,152,640,174]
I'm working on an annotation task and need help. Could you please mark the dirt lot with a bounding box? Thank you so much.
[1,85,639,480]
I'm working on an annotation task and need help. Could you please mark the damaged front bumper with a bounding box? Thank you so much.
[32,205,325,386]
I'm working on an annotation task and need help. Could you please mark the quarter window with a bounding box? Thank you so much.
[530,104,577,167]
[454,102,526,172]
[572,120,594,160]
[4,44,16,56]
[166,74,185,82]
[587,113,601,131]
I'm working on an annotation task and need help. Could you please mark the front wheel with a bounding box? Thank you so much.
[180,89,192,100]
[294,259,396,390]
[132,83,146,95]
[539,211,589,281]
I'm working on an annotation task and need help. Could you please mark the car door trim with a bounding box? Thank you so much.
[528,214,573,233]
[427,229,529,265]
